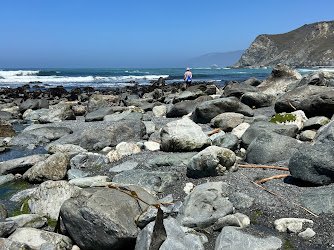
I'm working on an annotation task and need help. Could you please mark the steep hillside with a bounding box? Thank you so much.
[233,21,334,68]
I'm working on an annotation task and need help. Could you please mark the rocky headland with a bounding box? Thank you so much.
[232,21,334,68]
[0,65,334,249]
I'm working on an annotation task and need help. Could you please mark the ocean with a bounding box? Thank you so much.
[0,67,328,90]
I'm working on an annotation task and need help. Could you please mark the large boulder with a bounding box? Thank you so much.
[88,94,121,112]
[22,126,72,140]
[112,169,178,194]
[19,98,49,113]
[215,226,282,250]
[241,121,299,148]
[0,154,49,175]
[210,112,244,132]
[23,152,70,183]
[70,152,109,170]
[160,118,211,152]
[166,100,199,118]
[28,180,82,220]
[222,82,258,98]
[288,70,334,90]
[192,97,254,124]
[275,85,334,117]
[314,120,334,144]
[289,142,334,185]
[145,152,196,168]
[85,107,114,122]
[172,89,205,103]
[8,228,73,250]
[39,103,76,123]
[241,92,276,108]
[60,185,158,250]
[187,146,236,178]
[0,119,15,137]
[246,131,302,164]
[257,64,302,95]
[177,182,233,228]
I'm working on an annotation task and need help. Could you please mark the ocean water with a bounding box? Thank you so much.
[0,67,328,90]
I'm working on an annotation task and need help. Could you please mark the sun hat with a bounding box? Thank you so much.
[186,67,190,71]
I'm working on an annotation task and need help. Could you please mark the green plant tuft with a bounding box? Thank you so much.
[10,196,30,217]
[269,113,296,124]
[284,239,294,249]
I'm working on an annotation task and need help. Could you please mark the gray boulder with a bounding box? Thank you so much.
[303,116,330,130]
[246,131,302,164]
[187,146,236,178]
[300,186,334,214]
[257,64,302,95]
[19,99,49,113]
[288,70,333,90]
[210,112,245,132]
[145,152,197,168]
[22,126,72,140]
[192,97,254,124]
[112,169,178,194]
[23,108,49,121]
[242,77,262,86]
[0,174,14,186]
[289,142,334,185]
[0,220,16,237]
[172,90,205,104]
[70,152,109,170]
[135,217,204,250]
[160,118,211,152]
[241,92,276,108]
[0,203,8,219]
[60,186,158,250]
[215,226,282,250]
[0,238,29,249]
[212,133,239,151]
[7,133,50,147]
[166,100,198,118]
[39,103,76,123]
[8,228,73,250]
[104,110,143,122]
[222,82,258,98]
[229,192,254,209]
[177,182,233,228]
[87,94,121,112]
[23,152,70,183]
[0,154,49,175]
[85,107,114,122]
[6,214,47,229]
[314,120,334,144]
[0,111,19,121]
[241,121,299,148]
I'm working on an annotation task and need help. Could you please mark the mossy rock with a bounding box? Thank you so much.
[269,113,296,124]
[10,196,31,217]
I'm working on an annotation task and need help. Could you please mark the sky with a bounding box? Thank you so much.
[1,0,334,68]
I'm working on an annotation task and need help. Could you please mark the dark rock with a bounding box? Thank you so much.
[88,94,121,112]
[0,111,19,121]
[246,131,302,164]
[22,126,72,141]
[19,99,49,113]
[192,97,254,124]
[222,82,258,98]
[85,107,114,122]
[70,152,109,171]
[274,85,334,117]
[288,70,333,90]
[145,152,196,168]
[242,77,262,86]
[241,92,276,108]
[0,203,8,219]
[241,121,299,148]
[60,186,158,250]
[289,142,334,185]
[314,120,334,144]
[0,220,16,238]
[45,86,68,99]
[212,133,239,151]
[166,100,198,118]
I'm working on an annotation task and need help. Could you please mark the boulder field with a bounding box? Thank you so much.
[0,66,334,249]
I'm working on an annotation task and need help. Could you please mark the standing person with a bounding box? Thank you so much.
[184,67,192,87]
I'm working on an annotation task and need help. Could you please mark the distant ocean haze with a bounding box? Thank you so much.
[0,67,323,90]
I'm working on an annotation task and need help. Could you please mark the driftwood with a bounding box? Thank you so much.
[238,164,289,171]
[256,174,290,184]
[207,128,221,136]
[286,99,297,110]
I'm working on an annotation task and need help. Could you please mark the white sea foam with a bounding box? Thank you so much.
[0,70,40,77]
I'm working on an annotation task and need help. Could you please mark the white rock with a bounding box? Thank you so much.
[47,144,87,156]
[107,142,141,163]
[298,228,316,239]
[231,122,250,139]
[6,214,47,228]
[28,180,82,220]
[183,183,194,194]
[10,188,36,202]
[274,218,313,233]
[144,141,160,151]
[152,105,167,117]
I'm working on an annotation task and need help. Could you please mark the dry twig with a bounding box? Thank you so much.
[256,174,290,184]
[286,99,297,110]
[238,164,289,171]
[207,128,221,136]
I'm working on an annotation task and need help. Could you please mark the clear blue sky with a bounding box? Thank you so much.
[1,0,333,68]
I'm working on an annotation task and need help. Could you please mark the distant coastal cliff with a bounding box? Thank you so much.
[232,21,334,68]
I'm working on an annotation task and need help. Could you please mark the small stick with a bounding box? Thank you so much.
[241,173,318,217]
[207,128,221,136]
[286,100,297,110]
[256,174,290,184]
[152,140,161,144]
[238,164,289,171]
[160,202,174,205]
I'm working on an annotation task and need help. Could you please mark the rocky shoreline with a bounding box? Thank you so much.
[0,64,334,249]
